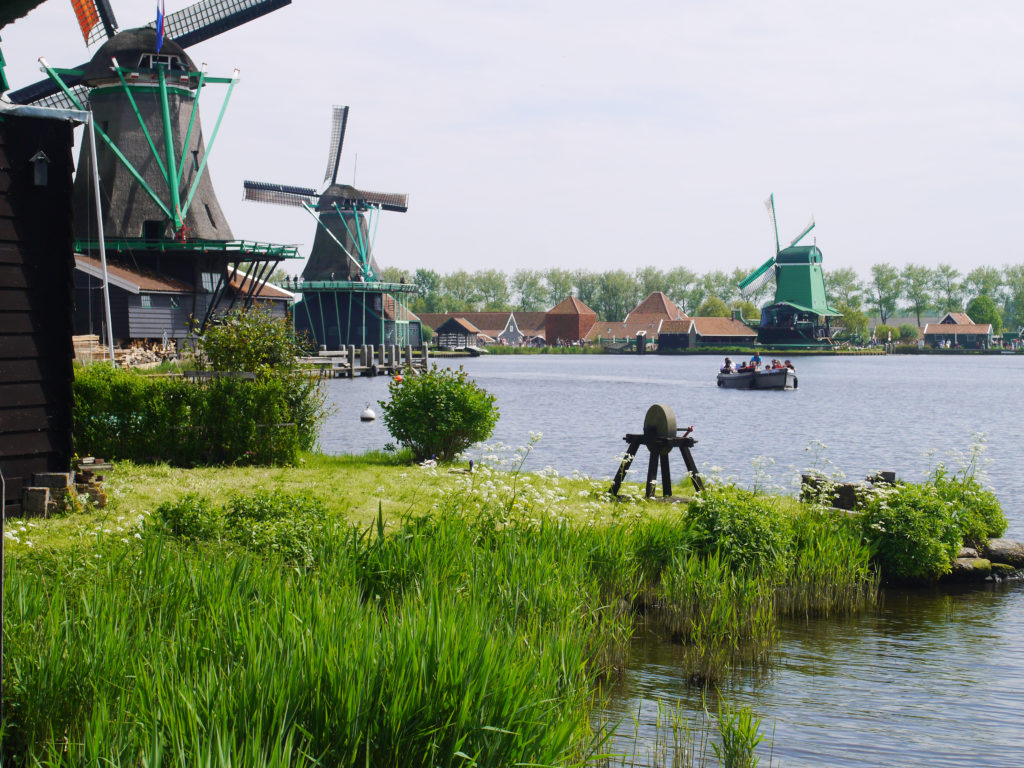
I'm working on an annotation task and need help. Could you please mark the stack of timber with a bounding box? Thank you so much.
[72,334,109,363]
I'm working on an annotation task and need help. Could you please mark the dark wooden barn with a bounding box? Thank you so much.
[0,105,79,517]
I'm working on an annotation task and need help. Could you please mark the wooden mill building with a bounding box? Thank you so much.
[0,99,81,517]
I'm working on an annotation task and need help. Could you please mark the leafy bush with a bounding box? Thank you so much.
[873,324,896,342]
[897,323,920,341]
[198,307,303,373]
[686,486,794,577]
[156,490,331,566]
[156,492,220,540]
[379,364,499,461]
[75,309,327,465]
[931,468,1006,548]
[859,482,961,581]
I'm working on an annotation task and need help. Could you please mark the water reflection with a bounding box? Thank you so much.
[605,581,1024,767]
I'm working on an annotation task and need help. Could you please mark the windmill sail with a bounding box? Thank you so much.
[243,180,319,207]
[324,105,349,185]
[739,255,777,296]
[152,0,292,48]
[350,189,409,212]
[764,193,780,254]
[788,217,815,247]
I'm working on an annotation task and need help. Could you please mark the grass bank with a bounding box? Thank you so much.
[2,453,880,766]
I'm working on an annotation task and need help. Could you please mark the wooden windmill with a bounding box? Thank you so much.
[7,0,300,335]
[243,106,422,349]
[738,194,841,346]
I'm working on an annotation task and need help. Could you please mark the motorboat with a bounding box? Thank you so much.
[717,366,797,390]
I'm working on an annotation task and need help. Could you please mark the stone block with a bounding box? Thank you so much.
[22,487,51,517]
[947,557,992,582]
[983,539,1024,568]
[33,472,72,489]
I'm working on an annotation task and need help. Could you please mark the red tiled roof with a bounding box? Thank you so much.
[419,311,546,337]
[228,270,294,300]
[75,254,192,293]
[626,292,687,321]
[942,312,974,325]
[692,317,757,337]
[923,323,992,336]
[548,295,597,316]
[432,317,481,334]
[658,319,693,334]
[381,294,420,322]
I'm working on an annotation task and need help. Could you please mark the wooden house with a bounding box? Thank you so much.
[922,312,993,349]
[0,103,79,517]
[657,316,758,351]
[432,317,483,348]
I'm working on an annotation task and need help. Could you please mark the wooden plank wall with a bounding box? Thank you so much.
[0,114,76,518]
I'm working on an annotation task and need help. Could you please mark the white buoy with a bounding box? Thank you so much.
[360,404,376,422]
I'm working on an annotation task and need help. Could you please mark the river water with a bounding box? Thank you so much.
[319,354,1024,766]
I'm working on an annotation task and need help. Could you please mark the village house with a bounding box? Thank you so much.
[922,312,993,349]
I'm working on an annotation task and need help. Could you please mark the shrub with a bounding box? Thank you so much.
[686,486,794,577]
[156,492,220,540]
[198,306,302,373]
[897,323,920,341]
[859,482,961,581]
[931,468,1006,549]
[379,364,499,462]
[873,324,896,342]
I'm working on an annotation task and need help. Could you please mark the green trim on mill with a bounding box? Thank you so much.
[74,238,301,260]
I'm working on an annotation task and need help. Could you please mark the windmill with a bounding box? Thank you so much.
[7,0,299,335]
[243,106,422,349]
[737,194,841,345]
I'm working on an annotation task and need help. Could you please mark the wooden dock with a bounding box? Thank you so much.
[296,344,430,379]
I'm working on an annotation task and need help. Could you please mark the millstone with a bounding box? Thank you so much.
[643,403,677,444]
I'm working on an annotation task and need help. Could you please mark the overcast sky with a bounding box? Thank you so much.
[3,1,1023,278]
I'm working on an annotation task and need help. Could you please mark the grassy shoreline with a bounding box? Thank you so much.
[0,452,886,766]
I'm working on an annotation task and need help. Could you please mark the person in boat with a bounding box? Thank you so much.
[750,352,762,369]
[784,359,795,371]
[721,357,735,373]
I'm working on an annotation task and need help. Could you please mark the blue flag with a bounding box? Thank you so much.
[155,0,165,52]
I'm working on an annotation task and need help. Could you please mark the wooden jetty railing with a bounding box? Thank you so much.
[295,344,430,379]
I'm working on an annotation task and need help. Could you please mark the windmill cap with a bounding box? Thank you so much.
[776,245,822,264]
[319,184,366,205]
[82,28,196,84]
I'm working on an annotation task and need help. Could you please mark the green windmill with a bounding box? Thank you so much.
[738,194,841,346]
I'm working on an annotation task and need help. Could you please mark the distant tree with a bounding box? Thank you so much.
[378,266,412,285]
[835,301,869,343]
[663,266,698,312]
[412,268,443,313]
[597,270,641,322]
[965,295,1003,335]
[1003,264,1024,331]
[827,267,864,309]
[931,263,963,313]
[573,270,603,317]
[473,269,512,311]
[702,270,739,306]
[443,270,480,311]
[635,266,666,298]
[873,324,897,343]
[696,296,730,317]
[511,269,547,311]
[869,263,902,324]
[730,299,760,320]
[900,263,934,326]
[963,266,1003,301]
[544,268,575,307]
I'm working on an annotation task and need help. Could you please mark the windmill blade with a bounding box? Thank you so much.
[243,180,318,208]
[70,0,118,46]
[323,105,350,185]
[7,68,87,106]
[788,217,816,247]
[764,193,780,255]
[150,0,292,49]
[738,255,777,297]
[354,189,409,213]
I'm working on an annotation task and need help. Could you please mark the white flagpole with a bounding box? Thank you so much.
[88,109,115,364]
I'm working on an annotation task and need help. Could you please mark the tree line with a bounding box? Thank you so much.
[374,263,1024,337]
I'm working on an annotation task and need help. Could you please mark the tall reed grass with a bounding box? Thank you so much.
[3,481,877,765]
